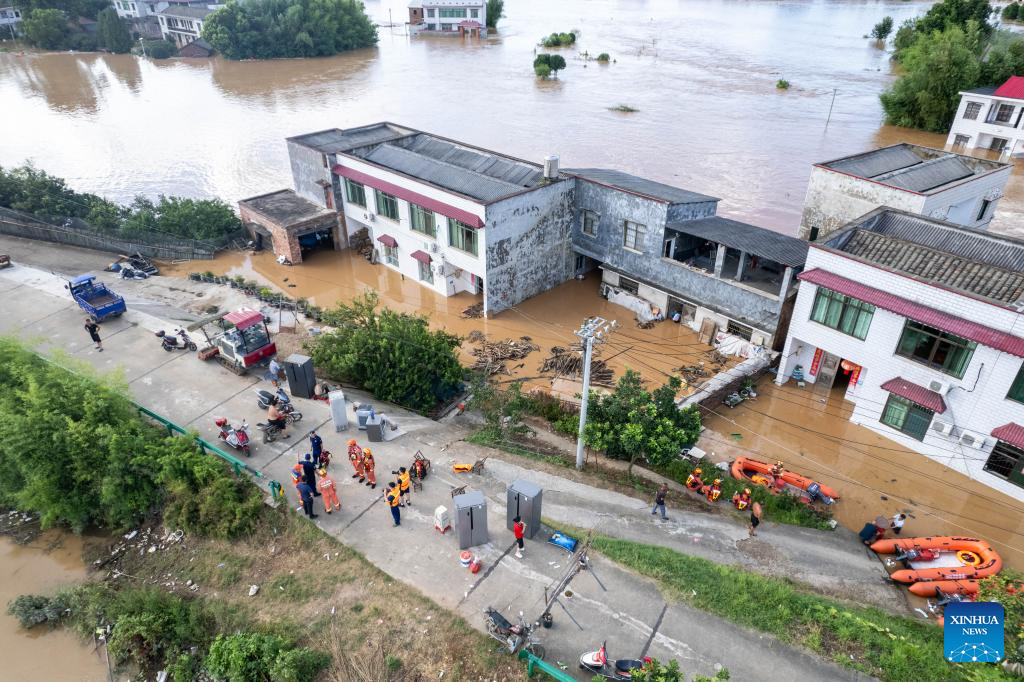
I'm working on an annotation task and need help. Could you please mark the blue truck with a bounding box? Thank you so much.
[66,274,126,322]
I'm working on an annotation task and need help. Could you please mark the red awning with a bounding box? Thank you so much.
[376,234,397,248]
[458,20,482,28]
[798,269,1024,358]
[333,165,485,229]
[880,377,947,414]
[410,250,431,264]
[992,423,1024,449]
[223,308,264,331]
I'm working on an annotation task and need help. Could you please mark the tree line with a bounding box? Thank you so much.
[0,163,242,242]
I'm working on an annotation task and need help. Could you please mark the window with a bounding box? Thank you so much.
[952,134,970,150]
[321,154,328,168]
[895,320,976,379]
[1008,364,1024,404]
[977,198,993,222]
[345,179,366,207]
[470,8,479,17]
[995,103,1015,123]
[618,276,639,295]
[727,320,753,341]
[623,220,645,251]
[410,204,436,238]
[581,209,597,236]
[375,190,399,220]
[963,102,982,120]
[425,7,434,16]
[990,137,1009,152]
[809,287,875,340]
[985,441,1024,482]
[880,394,934,441]
[439,7,466,17]
[418,259,434,284]
[448,218,477,255]
[426,23,436,29]
[383,244,398,266]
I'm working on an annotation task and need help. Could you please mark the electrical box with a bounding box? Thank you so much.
[283,353,316,399]
[328,390,348,432]
[453,490,488,549]
[506,479,542,539]
[355,405,375,430]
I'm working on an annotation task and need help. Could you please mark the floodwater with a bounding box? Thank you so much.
[0,532,108,681]
[170,248,737,399]
[700,382,1024,571]
[1,0,1022,236]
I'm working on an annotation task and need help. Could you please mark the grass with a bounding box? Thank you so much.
[554,526,1009,682]
[776,79,790,89]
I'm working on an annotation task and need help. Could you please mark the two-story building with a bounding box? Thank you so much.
[777,208,1024,500]
[946,76,1024,159]
[0,6,22,36]
[408,0,486,36]
[799,143,1011,242]
[157,5,213,48]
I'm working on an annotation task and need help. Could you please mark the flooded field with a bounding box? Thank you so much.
[1,0,1022,236]
[700,382,1024,571]
[0,532,108,681]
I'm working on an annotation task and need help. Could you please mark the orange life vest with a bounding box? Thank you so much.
[387,488,401,507]
[398,471,411,491]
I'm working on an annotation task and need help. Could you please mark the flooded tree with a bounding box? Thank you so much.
[870,16,894,41]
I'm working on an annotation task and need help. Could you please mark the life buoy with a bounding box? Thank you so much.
[957,550,982,566]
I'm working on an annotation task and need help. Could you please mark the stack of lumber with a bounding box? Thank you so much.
[470,336,540,376]
[540,346,614,386]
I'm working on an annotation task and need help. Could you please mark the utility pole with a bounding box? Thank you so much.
[825,88,837,130]
[574,316,616,470]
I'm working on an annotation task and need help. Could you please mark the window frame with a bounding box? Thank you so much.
[618,276,640,295]
[447,218,478,256]
[995,103,1015,123]
[344,179,366,208]
[808,287,875,340]
[1008,364,1024,404]
[410,204,437,238]
[383,243,398,266]
[375,189,400,221]
[622,220,645,252]
[581,209,598,237]
[879,394,934,441]
[976,198,992,222]
[952,134,970,150]
[894,320,976,379]
[963,101,982,120]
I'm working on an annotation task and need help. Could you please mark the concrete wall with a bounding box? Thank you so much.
[485,180,575,315]
[947,94,1024,155]
[287,141,335,209]
[798,167,923,241]
[777,247,1024,501]
[921,166,1011,230]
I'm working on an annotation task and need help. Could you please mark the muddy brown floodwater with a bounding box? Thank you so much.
[0,532,108,681]
[1,0,1022,237]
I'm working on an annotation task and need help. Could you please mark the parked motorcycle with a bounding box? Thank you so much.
[119,266,149,280]
[156,329,197,352]
[255,411,302,443]
[257,387,291,410]
[483,607,545,660]
[579,642,649,680]
[215,417,251,456]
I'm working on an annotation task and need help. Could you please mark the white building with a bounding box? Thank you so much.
[777,208,1024,500]
[408,0,486,36]
[114,0,167,19]
[157,5,213,47]
[946,76,1024,159]
[799,143,1011,242]
[0,6,22,36]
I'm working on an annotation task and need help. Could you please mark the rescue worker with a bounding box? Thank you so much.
[386,482,401,527]
[706,478,722,502]
[317,468,341,514]
[770,460,784,478]
[347,438,365,482]
[290,462,305,513]
[685,467,704,491]
[300,453,321,498]
[296,475,317,519]
[362,448,377,489]
[732,487,752,511]
[392,466,411,507]
[309,430,324,463]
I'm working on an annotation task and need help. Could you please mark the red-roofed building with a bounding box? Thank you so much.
[947,76,1024,159]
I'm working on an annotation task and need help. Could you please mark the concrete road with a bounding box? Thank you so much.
[0,259,874,681]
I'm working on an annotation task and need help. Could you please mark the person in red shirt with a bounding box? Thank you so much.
[513,516,526,559]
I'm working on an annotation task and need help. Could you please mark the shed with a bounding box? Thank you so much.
[238,189,341,264]
[178,38,212,58]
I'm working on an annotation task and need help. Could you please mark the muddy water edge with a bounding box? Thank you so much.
[0,530,109,681]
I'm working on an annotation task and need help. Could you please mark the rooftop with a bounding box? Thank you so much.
[238,189,336,227]
[567,168,718,205]
[159,5,213,19]
[817,143,1008,195]
[287,124,414,155]
[822,208,1024,306]
[995,76,1024,100]
[416,0,484,5]
[666,215,809,267]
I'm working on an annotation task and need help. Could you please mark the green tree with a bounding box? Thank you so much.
[15,0,110,20]
[97,7,132,53]
[871,16,894,40]
[892,18,919,57]
[306,292,464,411]
[916,0,993,35]
[140,38,176,58]
[149,196,242,240]
[485,0,502,29]
[582,370,701,478]
[1002,2,1020,20]
[880,24,982,132]
[548,53,566,75]
[980,38,1024,84]
[20,8,68,50]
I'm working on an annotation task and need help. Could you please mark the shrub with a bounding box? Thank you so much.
[485,0,503,28]
[1003,2,1020,20]
[871,16,894,40]
[596,52,610,62]
[141,39,176,59]
[776,79,790,89]
[68,32,99,51]
[205,632,329,682]
[541,30,576,47]
[6,594,67,628]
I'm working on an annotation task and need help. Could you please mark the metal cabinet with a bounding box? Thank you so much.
[453,490,488,549]
[506,479,542,539]
[283,353,316,399]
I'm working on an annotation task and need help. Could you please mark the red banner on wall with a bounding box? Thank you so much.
[849,363,862,387]
[809,348,824,376]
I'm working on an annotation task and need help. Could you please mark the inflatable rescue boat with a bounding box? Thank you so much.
[870,536,1002,583]
[729,457,839,504]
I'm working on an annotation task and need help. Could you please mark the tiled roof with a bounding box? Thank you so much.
[666,216,809,267]
[402,134,542,187]
[818,144,1007,195]
[994,76,1024,100]
[288,124,414,154]
[566,168,718,205]
[992,423,1024,449]
[797,268,1024,357]
[880,377,947,414]
[825,210,1024,305]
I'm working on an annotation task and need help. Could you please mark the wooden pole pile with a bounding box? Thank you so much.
[540,346,614,386]
[470,336,540,376]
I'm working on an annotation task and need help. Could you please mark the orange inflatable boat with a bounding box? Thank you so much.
[907,579,979,597]
[870,536,1002,583]
[730,457,840,504]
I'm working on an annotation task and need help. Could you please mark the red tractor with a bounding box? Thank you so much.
[191,308,276,375]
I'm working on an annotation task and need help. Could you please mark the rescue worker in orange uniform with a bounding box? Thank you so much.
[317,468,341,514]
[685,468,704,491]
[347,439,365,482]
[362,448,376,489]
[290,462,305,513]
[392,466,412,507]
[770,460,784,478]
[732,488,752,511]
[705,478,723,502]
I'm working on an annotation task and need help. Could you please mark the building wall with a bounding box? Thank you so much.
[920,167,1011,229]
[287,141,335,209]
[798,167,924,241]
[947,94,1024,155]
[0,6,22,26]
[777,247,1024,500]
[421,1,485,31]
[485,180,575,315]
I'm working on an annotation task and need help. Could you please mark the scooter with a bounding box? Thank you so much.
[256,387,291,410]
[483,607,545,660]
[157,329,197,352]
[579,642,649,680]
[723,392,744,408]
[215,417,251,456]
[119,266,149,280]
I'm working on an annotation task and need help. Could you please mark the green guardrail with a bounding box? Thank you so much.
[518,650,575,682]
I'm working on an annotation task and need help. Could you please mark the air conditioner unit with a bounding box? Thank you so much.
[434,264,445,275]
[931,420,955,437]
[363,212,375,222]
[927,379,952,396]
[429,243,439,253]
[959,430,987,449]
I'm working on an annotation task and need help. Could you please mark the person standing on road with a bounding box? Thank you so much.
[309,429,323,462]
[265,356,283,387]
[651,483,669,520]
[300,454,321,497]
[347,439,365,482]
[513,516,526,558]
[386,482,401,527]
[84,317,103,352]
[317,468,340,514]
[392,466,411,507]
[297,476,318,519]
[749,501,763,537]
[890,513,907,535]
[362,448,376,489]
